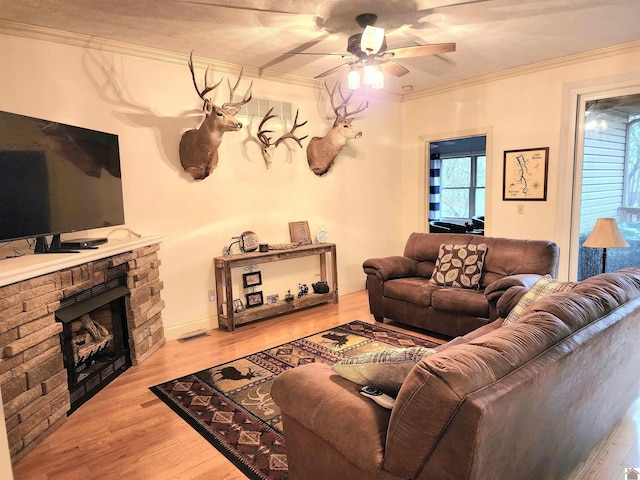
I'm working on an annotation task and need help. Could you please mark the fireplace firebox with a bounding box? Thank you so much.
[55,276,132,413]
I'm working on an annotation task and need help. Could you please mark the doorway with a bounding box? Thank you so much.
[426,135,487,234]
[571,90,640,279]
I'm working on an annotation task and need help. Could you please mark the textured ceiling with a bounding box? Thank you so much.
[1,0,640,96]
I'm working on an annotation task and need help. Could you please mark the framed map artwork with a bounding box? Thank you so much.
[503,147,549,201]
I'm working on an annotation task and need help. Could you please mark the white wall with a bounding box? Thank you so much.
[3,33,640,339]
[401,45,640,279]
[0,34,404,338]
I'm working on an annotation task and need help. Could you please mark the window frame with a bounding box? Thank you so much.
[438,153,486,222]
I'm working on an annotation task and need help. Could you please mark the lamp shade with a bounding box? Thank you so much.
[582,217,630,248]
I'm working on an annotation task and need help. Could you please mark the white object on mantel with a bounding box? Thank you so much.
[0,235,163,288]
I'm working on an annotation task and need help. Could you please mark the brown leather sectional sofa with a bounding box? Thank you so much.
[272,267,640,480]
[363,232,560,337]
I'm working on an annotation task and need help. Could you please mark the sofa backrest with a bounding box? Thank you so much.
[402,232,559,287]
[384,267,640,479]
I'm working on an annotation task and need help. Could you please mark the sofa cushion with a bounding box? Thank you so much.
[332,346,436,396]
[429,243,488,289]
[471,313,572,366]
[434,336,470,352]
[518,291,602,332]
[383,277,438,306]
[462,317,504,340]
[503,275,576,325]
[416,261,437,278]
[431,287,489,317]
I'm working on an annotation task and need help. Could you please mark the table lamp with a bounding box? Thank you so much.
[582,217,629,274]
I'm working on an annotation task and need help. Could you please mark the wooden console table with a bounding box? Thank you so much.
[213,243,338,332]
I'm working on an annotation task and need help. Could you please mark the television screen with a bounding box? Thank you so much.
[0,111,125,251]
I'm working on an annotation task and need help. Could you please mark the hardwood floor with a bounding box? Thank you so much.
[10,290,640,480]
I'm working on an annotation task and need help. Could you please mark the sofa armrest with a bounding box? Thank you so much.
[363,256,418,282]
[271,363,391,474]
[495,285,528,318]
[484,274,542,305]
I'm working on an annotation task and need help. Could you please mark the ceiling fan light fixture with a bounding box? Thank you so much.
[360,25,385,54]
[348,66,361,90]
[362,63,377,85]
[372,67,384,90]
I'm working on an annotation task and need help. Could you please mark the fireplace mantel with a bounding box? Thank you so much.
[0,235,163,288]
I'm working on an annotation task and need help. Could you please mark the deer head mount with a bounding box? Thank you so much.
[256,107,308,168]
[179,52,252,180]
[306,82,368,176]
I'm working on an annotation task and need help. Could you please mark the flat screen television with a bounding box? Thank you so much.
[0,110,125,253]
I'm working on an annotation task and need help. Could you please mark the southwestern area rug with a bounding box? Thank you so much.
[150,320,441,480]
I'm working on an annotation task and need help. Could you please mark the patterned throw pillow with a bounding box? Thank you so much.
[429,243,488,289]
[331,346,436,396]
[502,275,577,326]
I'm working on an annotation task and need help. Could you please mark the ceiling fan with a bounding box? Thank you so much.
[287,13,456,81]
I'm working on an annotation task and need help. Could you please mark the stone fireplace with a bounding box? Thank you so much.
[0,242,165,463]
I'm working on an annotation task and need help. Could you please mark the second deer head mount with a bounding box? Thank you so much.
[306,82,368,176]
[179,52,253,180]
[256,107,308,169]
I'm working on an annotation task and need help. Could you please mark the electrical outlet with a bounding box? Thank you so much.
[517,204,525,214]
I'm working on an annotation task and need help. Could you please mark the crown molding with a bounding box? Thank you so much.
[402,40,640,102]
[0,20,401,102]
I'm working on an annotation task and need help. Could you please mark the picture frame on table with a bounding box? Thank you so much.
[289,221,312,245]
[245,291,264,308]
[503,147,549,201]
[240,231,259,252]
[266,294,279,305]
[233,298,245,313]
[242,271,262,288]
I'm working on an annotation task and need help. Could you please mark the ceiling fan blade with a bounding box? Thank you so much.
[380,60,410,77]
[387,43,456,59]
[315,62,351,79]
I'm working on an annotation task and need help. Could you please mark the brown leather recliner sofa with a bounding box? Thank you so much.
[272,267,640,480]
[363,232,560,337]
